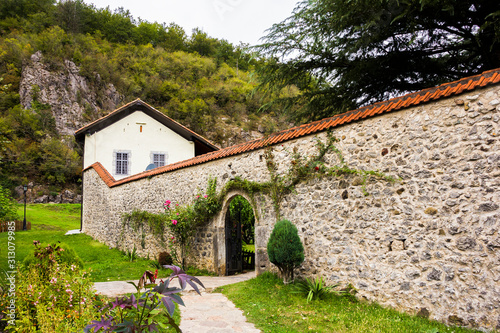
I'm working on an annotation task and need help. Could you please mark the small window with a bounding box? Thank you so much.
[150,152,168,168]
[153,153,165,168]
[115,152,129,175]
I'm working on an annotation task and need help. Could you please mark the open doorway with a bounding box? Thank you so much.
[225,195,255,275]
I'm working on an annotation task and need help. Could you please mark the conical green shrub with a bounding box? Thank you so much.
[267,219,304,283]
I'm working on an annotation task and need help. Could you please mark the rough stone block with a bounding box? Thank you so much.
[391,240,405,251]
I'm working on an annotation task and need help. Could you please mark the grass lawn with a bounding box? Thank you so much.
[0,204,165,282]
[217,272,483,333]
[243,242,255,252]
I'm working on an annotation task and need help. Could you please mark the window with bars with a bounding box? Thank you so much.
[153,153,166,168]
[115,152,129,175]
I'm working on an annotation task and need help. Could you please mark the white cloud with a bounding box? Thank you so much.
[85,0,298,45]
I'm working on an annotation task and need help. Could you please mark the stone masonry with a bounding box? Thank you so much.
[82,84,500,330]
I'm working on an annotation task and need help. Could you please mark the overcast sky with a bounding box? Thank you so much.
[83,0,299,46]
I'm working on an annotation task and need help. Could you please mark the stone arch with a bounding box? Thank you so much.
[214,190,263,276]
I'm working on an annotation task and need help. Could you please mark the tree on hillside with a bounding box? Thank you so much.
[256,0,500,122]
[161,23,188,51]
[188,28,219,57]
[0,0,55,20]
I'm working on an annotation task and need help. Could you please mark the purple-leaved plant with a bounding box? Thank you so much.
[84,265,204,332]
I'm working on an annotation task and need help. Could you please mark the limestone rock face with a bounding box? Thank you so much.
[19,51,122,136]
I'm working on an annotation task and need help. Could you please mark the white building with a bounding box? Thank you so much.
[75,99,218,180]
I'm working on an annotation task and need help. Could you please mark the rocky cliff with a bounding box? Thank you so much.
[19,51,122,136]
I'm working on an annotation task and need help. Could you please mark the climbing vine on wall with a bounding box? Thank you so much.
[220,131,397,217]
[121,177,222,267]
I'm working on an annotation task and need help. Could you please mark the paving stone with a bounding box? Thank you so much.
[93,271,260,333]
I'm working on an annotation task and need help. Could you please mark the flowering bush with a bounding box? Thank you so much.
[85,265,204,332]
[7,241,102,332]
[22,241,83,276]
[12,262,102,332]
[163,177,221,269]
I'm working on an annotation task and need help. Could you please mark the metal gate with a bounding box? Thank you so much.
[225,201,242,275]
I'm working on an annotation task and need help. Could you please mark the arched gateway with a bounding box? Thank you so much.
[217,192,257,276]
[225,195,255,275]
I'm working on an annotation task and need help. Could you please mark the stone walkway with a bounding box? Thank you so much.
[93,271,260,333]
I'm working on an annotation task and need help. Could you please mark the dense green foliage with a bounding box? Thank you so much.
[256,0,500,122]
[0,99,82,190]
[267,219,304,283]
[0,0,291,195]
[218,272,482,333]
[6,240,100,331]
[0,184,18,221]
[229,195,255,244]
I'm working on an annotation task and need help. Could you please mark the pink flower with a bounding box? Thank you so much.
[164,200,171,206]
[203,195,208,198]
[172,220,178,225]
[171,236,174,240]
[176,212,179,215]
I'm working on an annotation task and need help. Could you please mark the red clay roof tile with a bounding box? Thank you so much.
[85,68,500,188]
[319,118,334,131]
[375,104,389,115]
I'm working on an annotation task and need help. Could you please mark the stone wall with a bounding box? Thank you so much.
[82,85,499,330]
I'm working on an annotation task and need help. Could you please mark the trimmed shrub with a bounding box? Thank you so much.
[267,219,304,283]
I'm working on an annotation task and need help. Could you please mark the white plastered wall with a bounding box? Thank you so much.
[83,110,195,179]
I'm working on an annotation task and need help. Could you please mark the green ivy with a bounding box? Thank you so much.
[121,210,169,240]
